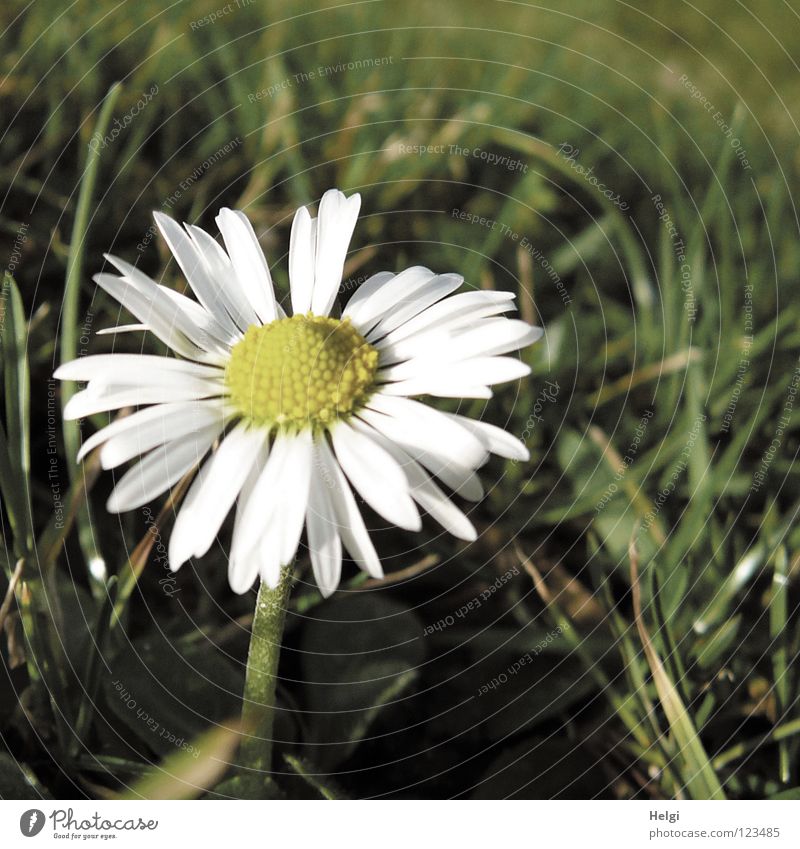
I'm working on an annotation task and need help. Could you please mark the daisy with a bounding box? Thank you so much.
[55,190,543,597]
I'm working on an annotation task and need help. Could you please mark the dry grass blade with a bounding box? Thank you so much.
[111,469,194,626]
[589,425,667,547]
[590,349,702,406]
[357,553,440,589]
[0,558,25,633]
[123,720,243,801]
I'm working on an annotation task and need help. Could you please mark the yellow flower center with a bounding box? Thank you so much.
[226,314,379,432]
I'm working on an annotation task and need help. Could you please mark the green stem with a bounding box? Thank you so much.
[238,567,294,798]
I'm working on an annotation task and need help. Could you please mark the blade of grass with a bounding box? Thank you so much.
[694,501,800,634]
[769,545,790,783]
[123,720,243,800]
[652,571,691,708]
[714,717,800,772]
[588,424,666,546]
[60,81,122,597]
[36,450,102,571]
[110,467,193,629]
[283,753,345,800]
[67,576,118,761]
[598,579,671,756]
[517,543,661,759]
[0,557,25,634]
[690,616,742,670]
[0,420,26,573]
[1,273,73,745]
[1,273,33,559]
[588,348,702,406]
[630,534,726,799]
[493,128,655,318]
[685,102,748,304]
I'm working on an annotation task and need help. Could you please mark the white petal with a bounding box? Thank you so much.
[366,273,463,340]
[368,431,477,541]
[185,223,260,330]
[228,441,270,594]
[76,402,212,462]
[330,421,420,531]
[341,271,395,322]
[377,290,516,350]
[443,413,529,461]
[235,432,311,561]
[167,454,213,571]
[310,190,361,316]
[169,423,267,570]
[153,212,241,339]
[81,375,224,403]
[343,266,435,334]
[361,395,488,470]
[55,354,223,383]
[276,431,313,565]
[64,379,225,420]
[377,378,493,400]
[158,285,234,347]
[409,474,477,541]
[94,268,226,363]
[256,534,283,589]
[435,318,543,360]
[216,208,278,323]
[289,206,315,315]
[250,450,308,582]
[380,355,530,388]
[351,415,484,501]
[479,319,543,356]
[77,371,223,401]
[96,324,147,336]
[315,439,382,578]
[105,421,222,512]
[99,257,232,352]
[307,471,342,597]
[98,402,229,469]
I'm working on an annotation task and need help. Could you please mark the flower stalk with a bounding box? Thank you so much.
[237,566,294,798]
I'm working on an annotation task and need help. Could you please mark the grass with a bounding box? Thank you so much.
[1,0,799,799]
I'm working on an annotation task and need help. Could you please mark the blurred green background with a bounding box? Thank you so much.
[1,0,799,799]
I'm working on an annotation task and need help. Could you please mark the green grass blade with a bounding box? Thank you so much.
[0,273,33,559]
[631,538,726,799]
[68,576,118,760]
[59,81,122,594]
[770,546,790,783]
[283,754,345,800]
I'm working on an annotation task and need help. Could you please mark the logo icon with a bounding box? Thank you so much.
[19,810,45,837]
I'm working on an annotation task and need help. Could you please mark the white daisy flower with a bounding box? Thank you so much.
[55,190,543,597]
